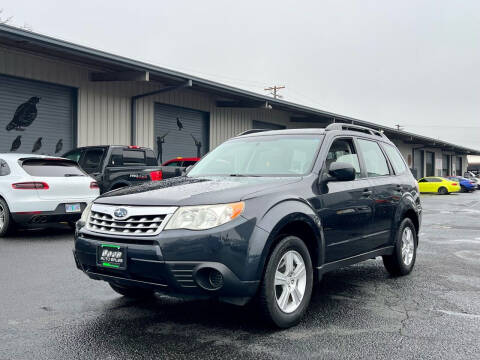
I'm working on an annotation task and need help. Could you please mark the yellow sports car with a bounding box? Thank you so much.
[418,177,461,195]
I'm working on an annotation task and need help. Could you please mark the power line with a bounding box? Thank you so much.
[264,85,285,99]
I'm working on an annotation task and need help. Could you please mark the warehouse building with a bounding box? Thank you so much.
[0,24,478,176]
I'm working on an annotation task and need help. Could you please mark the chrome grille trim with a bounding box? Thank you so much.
[87,204,177,236]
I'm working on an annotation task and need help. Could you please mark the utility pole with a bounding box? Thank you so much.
[395,124,403,131]
[264,85,285,99]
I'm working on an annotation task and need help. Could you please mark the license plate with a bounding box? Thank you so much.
[65,203,81,213]
[97,244,127,270]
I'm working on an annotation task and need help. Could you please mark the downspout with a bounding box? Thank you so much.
[130,79,193,145]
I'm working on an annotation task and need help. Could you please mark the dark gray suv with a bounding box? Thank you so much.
[73,124,421,328]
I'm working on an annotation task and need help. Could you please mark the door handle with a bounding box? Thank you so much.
[362,189,372,197]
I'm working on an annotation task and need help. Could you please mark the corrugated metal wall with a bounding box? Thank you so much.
[0,45,291,151]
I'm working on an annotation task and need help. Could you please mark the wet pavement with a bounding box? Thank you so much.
[1,192,479,359]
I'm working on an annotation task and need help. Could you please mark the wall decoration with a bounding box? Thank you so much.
[55,139,63,154]
[191,134,202,158]
[32,137,42,153]
[6,97,41,131]
[176,117,184,131]
[10,135,22,152]
[156,132,169,163]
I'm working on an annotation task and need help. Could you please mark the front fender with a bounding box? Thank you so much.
[246,198,325,280]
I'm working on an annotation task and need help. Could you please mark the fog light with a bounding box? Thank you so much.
[208,269,224,289]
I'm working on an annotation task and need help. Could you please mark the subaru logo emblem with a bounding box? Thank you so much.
[113,208,128,218]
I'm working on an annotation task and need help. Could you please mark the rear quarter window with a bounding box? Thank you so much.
[21,159,86,177]
[122,150,146,165]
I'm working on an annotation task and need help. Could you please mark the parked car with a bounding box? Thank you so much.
[63,146,166,193]
[162,157,200,167]
[73,124,421,328]
[0,154,99,236]
[446,176,476,192]
[417,176,460,194]
[463,171,480,189]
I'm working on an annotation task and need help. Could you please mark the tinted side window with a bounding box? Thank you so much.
[0,159,10,176]
[123,150,146,165]
[383,144,407,175]
[183,161,197,167]
[357,139,390,177]
[326,138,361,178]
[83,149,105,173]
[430,178,442,182]
[418,178,427,183]
[166,161,182,167]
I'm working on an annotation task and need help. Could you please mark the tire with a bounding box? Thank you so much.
[460,186,466,193]
[109,283,155,299]
[258,235,313,328]
[0,198,14,237]
[383,218,417,276]
[438,187,448,195]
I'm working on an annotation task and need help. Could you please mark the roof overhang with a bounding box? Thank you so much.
[1,24,479,155]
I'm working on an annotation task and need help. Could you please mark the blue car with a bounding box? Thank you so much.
[447,176,476,192]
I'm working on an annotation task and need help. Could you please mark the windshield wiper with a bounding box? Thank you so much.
[228,174,261,177]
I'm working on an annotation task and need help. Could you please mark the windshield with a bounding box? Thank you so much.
[188,135,323,177]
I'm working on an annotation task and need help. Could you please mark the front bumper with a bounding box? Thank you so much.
[73,217,264,303]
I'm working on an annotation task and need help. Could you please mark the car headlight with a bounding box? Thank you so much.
[80,202,93,224]
[164,202,245,230]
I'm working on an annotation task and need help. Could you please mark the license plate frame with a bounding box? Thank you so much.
[97,244,127,270]
[65,203,81,213]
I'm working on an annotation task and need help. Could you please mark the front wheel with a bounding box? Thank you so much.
[383,218,417,276]
[109,283,155,299]
[258,235,313,328]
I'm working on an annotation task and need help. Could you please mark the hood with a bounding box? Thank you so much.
[95,176,302,206]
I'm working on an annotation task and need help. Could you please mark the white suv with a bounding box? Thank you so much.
[0,154,99,236]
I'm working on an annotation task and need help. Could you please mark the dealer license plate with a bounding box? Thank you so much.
[97,244,127,270]
[65,203,81,213]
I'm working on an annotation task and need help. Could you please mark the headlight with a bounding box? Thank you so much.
[164,202,245,230]
[80,202,93,224]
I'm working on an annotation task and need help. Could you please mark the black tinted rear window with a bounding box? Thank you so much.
[22,159,85,177]
[123,150,146,165]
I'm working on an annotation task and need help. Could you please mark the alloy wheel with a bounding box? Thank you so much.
[401,227,415,266]
[0,204,4,231]
[274,250,307,313]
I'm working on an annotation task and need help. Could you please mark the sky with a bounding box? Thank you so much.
[2,0,480,149]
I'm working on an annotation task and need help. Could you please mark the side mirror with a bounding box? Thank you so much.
[183,165,193,175]
[327,162,356,182]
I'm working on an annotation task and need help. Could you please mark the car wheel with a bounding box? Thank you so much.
[383,218,417,276]
[460,186,466,193]
[258,235,313,328]
[0,198,14,237]
[438,187,448,195]
[109,283,155,299]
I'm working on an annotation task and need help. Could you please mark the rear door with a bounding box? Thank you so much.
[20,159,94,200]
[356,138,396,250]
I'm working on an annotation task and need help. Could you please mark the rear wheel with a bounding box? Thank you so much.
[258,235,313,328]
[109,283,155,299]
[438,186,448,195]
[383,218,417,276]
[0,198,14,237]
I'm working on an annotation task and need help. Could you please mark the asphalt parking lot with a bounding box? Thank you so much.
[1,193,480,360]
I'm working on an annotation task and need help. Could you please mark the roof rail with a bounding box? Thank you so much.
[237,129,270,136]
[325,123,386,138]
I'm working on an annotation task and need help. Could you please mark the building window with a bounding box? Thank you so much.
[425,151,435,177]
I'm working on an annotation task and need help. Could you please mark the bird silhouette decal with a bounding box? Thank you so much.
[156,132,169,163]
[10,136,22,152]
[32,137,42,153]
[191,133,202,158]
[6,97,41,131]
[55,139,63,154]
[176,117,184,131]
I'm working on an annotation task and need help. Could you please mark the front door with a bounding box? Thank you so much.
[315,137,375,263]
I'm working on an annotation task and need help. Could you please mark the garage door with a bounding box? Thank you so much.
[154,103,209,164]
[0,75,75,155]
